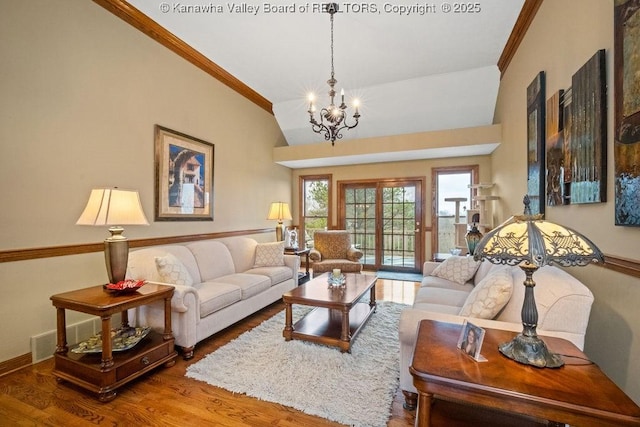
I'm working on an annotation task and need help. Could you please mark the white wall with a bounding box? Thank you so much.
[493,0,640,403]
[0,0,290,362]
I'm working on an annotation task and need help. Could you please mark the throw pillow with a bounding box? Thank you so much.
[254,241,285,267]
[155,253,194,286]
[431,256,480,285]
[459,266,513,319]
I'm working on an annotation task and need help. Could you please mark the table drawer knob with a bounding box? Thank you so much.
[141,356,150,366]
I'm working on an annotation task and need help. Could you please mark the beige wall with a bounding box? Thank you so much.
[494,0,640,403]
[0,0,290,362]
[292,155,493,261]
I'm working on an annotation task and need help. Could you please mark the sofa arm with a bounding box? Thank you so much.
[283,254,300,279]
[146,281,199,315]
[422,261,439,277]
[347,246,363,261]
[309,248,321,262]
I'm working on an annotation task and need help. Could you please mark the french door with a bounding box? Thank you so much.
[339,178,424,272]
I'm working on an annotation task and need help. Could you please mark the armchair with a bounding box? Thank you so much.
[309,230,363,275]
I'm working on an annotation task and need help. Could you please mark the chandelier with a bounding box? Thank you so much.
[307,3,360,145]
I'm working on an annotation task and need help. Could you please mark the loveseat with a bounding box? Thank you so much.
[126,237,299,359]
[399,256,594,409]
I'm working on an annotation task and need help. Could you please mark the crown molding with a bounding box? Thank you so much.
[92,0,273,114]
[498,0,544,77]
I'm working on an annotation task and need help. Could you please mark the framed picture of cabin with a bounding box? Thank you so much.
[154,125,214,221]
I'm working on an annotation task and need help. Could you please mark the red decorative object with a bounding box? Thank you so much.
[105,279,147,293]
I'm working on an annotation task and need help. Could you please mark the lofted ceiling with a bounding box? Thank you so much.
[122,0,528,165]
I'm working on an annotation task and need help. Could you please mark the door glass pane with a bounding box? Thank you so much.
[344,187,375,265]
[436,172,472,254]
[381,186,416,269]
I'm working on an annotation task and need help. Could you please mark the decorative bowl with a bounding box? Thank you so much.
[105,279,147,293]
[328,274,346,287]
[449,248,462,256]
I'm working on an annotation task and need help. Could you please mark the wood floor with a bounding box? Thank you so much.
[0,278,547,426]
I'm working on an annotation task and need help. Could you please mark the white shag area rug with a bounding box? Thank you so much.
[185,301,406,427]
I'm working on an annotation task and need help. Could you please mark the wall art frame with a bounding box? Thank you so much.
[527,71,546,216]
[569,49,607,205]
[154,125,214,221]
[614,0,640,226]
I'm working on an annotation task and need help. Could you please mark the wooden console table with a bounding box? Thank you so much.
[410,320,640,426]
[50,284,177,402]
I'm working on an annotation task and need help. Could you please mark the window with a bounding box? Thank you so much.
[299,175,331,247]
[432,166,478,256]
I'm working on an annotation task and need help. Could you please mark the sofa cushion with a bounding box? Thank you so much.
[155,253,194,286]
[245,266,293,285]
[432,256,480,285]
[254,241,285,267]
[414,286,471,307]
[459,266,513,319]
[211,274,271,299]
[194,282,242,318]
[187,241,236,281]
[421,275,474,293]
[219,237,258,273]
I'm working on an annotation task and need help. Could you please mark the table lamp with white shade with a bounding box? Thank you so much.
[76,188,149,284]
[267,201,292,241]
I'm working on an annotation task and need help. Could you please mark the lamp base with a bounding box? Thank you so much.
[499,334,564,368]
[104,238,129,284]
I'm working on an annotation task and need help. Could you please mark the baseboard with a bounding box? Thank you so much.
[0,353,32,377]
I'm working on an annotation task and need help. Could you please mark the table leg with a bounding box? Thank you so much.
[283,303,293,340]
[416,392,433,427]
[121,309,129,329]
[340,306,351,351]
[55,308,68,354]
[163,295,173,341]
[100,315,114,369]
[370,279,377,312]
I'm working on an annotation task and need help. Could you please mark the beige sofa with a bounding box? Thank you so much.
[126,237,299,359]
[399,256,594,409]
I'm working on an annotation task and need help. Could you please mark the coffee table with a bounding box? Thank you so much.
[282,273,377,352]
[410,319,640,427]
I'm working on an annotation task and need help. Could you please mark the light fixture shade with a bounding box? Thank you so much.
[76,188,149,227]
[473,213,604,267]
[267,202,292,221]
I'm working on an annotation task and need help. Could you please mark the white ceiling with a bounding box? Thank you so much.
[127,0,524,162]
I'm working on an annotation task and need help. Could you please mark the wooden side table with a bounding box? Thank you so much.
[285,247,310,284]
[410,319,640,426]
[50,283,177,402]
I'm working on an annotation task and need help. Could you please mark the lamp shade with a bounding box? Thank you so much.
[267,202,292,221]
[76,188,149,227]
[76,188,149,284]
[473,213,604,268]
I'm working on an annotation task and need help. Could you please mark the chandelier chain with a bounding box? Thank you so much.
[330,11,334,80]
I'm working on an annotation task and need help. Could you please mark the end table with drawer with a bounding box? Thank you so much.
[50,283,177,402]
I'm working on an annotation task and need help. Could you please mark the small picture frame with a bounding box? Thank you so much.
[457,320,487,362]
